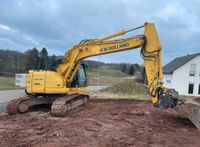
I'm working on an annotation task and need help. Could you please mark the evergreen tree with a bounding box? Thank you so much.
[48,54,57,70]
[39,47,48,70]
[134,63,140,71]
[128,64,135,75]
[142,67,148,84]
[25,48,40,71]
[122,64,127,73]
[119,63,123,71]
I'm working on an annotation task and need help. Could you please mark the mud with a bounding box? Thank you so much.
[0,99,200,147]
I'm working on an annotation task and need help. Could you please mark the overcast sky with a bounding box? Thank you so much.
[0,0,199,64]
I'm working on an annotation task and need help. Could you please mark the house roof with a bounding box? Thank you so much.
[163,53,200,74]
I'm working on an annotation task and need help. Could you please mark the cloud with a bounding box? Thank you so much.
[157,2,200,34]
[0,24,11,31]
[0,23,42,51]
[0,0,200,64]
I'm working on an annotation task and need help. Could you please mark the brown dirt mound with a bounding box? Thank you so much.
[0,99,200,147]
[194,97,200,103]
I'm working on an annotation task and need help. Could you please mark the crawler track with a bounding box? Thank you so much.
[51,93,89,116]
[7,96,32,115]
[6,93,89,116]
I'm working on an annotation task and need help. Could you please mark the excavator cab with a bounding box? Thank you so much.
[71,63,87,87]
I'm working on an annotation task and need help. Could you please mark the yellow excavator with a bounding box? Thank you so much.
[7,22,200,129]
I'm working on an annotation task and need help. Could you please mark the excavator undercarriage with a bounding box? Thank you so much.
[7,93,89,117]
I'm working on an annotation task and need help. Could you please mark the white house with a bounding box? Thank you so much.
[15,74,27,87]
[163,53,200,96]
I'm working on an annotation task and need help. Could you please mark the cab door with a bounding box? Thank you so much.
[71,63,87,87]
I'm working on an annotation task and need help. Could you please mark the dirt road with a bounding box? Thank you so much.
[0,89,26,103]
[0,86,108,113]
[0,86,107,103]
[0,99,199,147]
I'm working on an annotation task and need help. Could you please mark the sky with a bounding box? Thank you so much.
[0,0,200,65]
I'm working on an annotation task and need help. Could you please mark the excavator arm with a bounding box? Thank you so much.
[56,22,181,108]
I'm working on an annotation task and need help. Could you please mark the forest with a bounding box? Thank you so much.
[0,48,143,76]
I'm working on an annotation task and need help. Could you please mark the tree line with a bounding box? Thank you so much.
[119,63,140,76]
[84,61,142,76]
[0,48,144,79]
[0,48,57,76]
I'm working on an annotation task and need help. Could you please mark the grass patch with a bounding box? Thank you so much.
[88,69,128,78]
[90,80,150,100]
[90,92,150,100]
[0,76,20,90]
[87,69,129,85]
[103,80,148,95]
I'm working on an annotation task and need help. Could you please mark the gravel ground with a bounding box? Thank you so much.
[0,99,199,147]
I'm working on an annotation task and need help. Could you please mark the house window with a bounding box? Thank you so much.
[188,83,194,94]
[198,84,200,95]
[189,64,196,76]
[166,80,171,83]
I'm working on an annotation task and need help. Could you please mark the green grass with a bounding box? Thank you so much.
[87,69,129,85]
[0,69,127,90]
[0,76,20,90]
[88,69,128,77]
[90,92,150,100]
[90,80,150,100]
[104,80,148,95]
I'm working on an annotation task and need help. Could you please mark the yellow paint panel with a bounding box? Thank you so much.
[45,71,64,88]
[144,22,162,104]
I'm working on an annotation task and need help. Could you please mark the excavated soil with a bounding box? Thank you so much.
[0,99,200,147]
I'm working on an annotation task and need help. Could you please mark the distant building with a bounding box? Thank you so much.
[15,74,27,87]
[163,53,200,96]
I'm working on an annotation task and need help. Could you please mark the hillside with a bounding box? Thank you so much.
[90,79,150,100]
[87,69,129,86]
